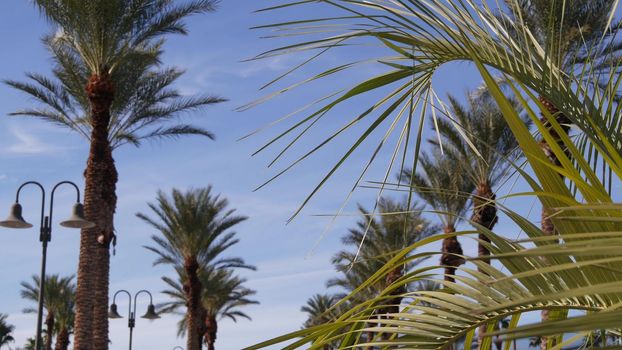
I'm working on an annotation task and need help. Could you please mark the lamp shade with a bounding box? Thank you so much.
[108,303,123,319]
[141,304,160,320]
[60,203,95,229]
[0,203,33,229]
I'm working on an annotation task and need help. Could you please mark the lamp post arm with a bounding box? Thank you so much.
[112,289,133,319]
[15,181,46,231]
[49,181,81,229]
[133,290,154,316]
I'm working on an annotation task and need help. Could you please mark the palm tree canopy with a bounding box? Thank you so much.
[5,0,223,148]
[0,314,15,347]
[402,153,475,228]
[5,51,224,150]
[301,294,340,328]
[31,0,218,75]
[503,0,621,69]
[433,90,529,187]
[20,274,76,332]
[329,198,437,299]
[140,187,250,269]
[159,267,258,337]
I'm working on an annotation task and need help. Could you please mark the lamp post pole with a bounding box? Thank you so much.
[109,289,160,350]
[0,180,94,350]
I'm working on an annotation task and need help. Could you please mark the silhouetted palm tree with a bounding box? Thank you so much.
[20,275,75,350]
[5,2,220,347]
[301,294,340,350]
[301,294,340,329]
[0,314,14,349]
[140,187,251,350]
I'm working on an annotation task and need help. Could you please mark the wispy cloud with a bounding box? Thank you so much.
[4,126,68,156]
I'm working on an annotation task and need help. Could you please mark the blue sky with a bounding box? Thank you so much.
[0,1,541,349]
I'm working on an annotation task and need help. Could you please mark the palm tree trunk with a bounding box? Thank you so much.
[45,313,54,350]
[74,70,117,350]
[472,181,498,349]
[538,95,569,350]
[441,225,466,283]
[54,328,70,350]
[205,315,217,350]
[384,266,404,315]
[184,257,203,350]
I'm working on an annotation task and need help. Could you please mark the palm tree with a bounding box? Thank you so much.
[402,153,475,283]
[301,294,340,350]
[6,2,220,347]
[301,294,340,329]
[20,275,76,350]
[243,1,622,349]
[53,291,75,350]
[160,268,257,350]
[500,3,620,347]
[330,198,436,301]
[0,314,14,349]
[328,198,437,347]
[21,338,36,350]
[434,90,526,267]
[432,90,529,347]
[139,187,251,350]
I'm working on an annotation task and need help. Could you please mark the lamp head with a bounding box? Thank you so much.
[108,303,123,319]
[60,203,95,229]
[141,304,160,320]
[0,203,33,229]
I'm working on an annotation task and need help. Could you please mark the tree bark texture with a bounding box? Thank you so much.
[472,181,498,350]
[45,313,54,350]
[74,71,117,350]
[54,327,70,350]
[205,315,217,350]
[441,225,465,283]
[184,257,203,350]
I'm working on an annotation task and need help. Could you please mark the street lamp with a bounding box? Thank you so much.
[172,347,184,350]
[109,289,160,350]
[0,180,94,350]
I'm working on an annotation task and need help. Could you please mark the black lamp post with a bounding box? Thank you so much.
[109,289,160,350]
[0,180,94,350]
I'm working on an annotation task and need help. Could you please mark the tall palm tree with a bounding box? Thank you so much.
[160,268,257,350]
[328,198,437,347]
[501,3,621,347]
[139,187,251,350]
[6,2,220,348]
[0,314,14,349]
[242,1,622,349]
[53,290,75,350]
[432,90,529,348]
[435,91,527,264]
[402,152,475,283]
[20,275,76,350]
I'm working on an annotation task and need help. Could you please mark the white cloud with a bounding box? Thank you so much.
[4,126,67,156]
